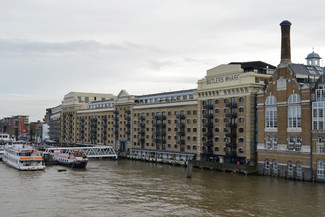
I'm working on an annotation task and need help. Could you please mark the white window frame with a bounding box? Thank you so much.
[265,159,270,173]
[288,94,301,128]
[265,136,271,150]
[316,136,324,153]
[287,161,293,176]
[296,162,302,178]
[265,96,277,129]
[273,159,278,174]
[317,160,324,180]
[272,136,277,150]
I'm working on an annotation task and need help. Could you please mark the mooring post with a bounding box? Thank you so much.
[187,161,193,178]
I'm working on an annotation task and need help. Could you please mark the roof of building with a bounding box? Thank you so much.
[306,51,321,59]
[228,61,276,74]
[89,98,115,104]
[289,64,324,77]
[135,89,196,99]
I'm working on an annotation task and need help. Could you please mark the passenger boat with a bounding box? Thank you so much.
[0,133,12,143]
[2,143,45,170]
[53,150,88,169]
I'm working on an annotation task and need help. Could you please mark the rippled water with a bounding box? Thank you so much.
[0,159,324,217]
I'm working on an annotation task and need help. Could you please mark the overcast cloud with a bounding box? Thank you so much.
[1,0,325,121]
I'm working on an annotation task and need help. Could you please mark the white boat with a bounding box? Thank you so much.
[53,150,88,169]
[0,133,12,143]
[3,143,45,171]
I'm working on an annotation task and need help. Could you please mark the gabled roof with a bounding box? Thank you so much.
[289,64,324,77]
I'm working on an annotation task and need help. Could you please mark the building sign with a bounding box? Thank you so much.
[206,74,239,84]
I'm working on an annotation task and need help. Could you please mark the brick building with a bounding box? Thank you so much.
[257,20,325,182]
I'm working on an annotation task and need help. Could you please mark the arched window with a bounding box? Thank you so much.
[287,161,293,176]
[288,94,301,103]
[295,136,302,151]
[288,94,301,128]
[316,136,324,153]
[266,96,276,105]
[288,136,294,151]
[273,159,278,175]
[265,96,277,128]
[317,159,324,179]
[265,135,271,149]
[296,162,302,179]
[265,159,270,173]
[272,136,277,150]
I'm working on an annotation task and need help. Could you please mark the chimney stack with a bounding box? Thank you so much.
[279,20,292,67]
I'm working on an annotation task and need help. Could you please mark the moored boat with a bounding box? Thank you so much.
[2,143,45,170]
[53,150,88,169]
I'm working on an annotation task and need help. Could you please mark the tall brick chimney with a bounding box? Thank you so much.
[279,20,292,68]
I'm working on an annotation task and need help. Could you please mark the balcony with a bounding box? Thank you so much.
[203,104,213,109]
[203,123,213,128]
[177,131,185,136]
[226,102,237,108]
[176,114,186,119]
[203,141,213,147]
[177,123,185,128]
[226,122,237,128]
[225,132,237,138]
[176,140,185,145]
[203,132,213,138]
[154,139,161,144]
[225,112,237,118]
[203,113,214,119]
[226,143,236,148]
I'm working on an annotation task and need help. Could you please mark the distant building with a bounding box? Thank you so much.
[30,121,42,143]
[46,105,62,142]
[2,115,29,141]
[60,92,116,144]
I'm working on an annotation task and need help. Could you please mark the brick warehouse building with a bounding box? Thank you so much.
[54,20,324,176]
[58,59,275,167]
[257,21,325,182]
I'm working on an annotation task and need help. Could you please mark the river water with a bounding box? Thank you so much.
[0,159,324,217]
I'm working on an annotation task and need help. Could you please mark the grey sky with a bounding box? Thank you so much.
[1,0,324,121]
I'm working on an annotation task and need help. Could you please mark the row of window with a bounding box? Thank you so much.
[198,89,249,98]
[133,142,198,150]
[264,159,325,179]
[135,110,197,117]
